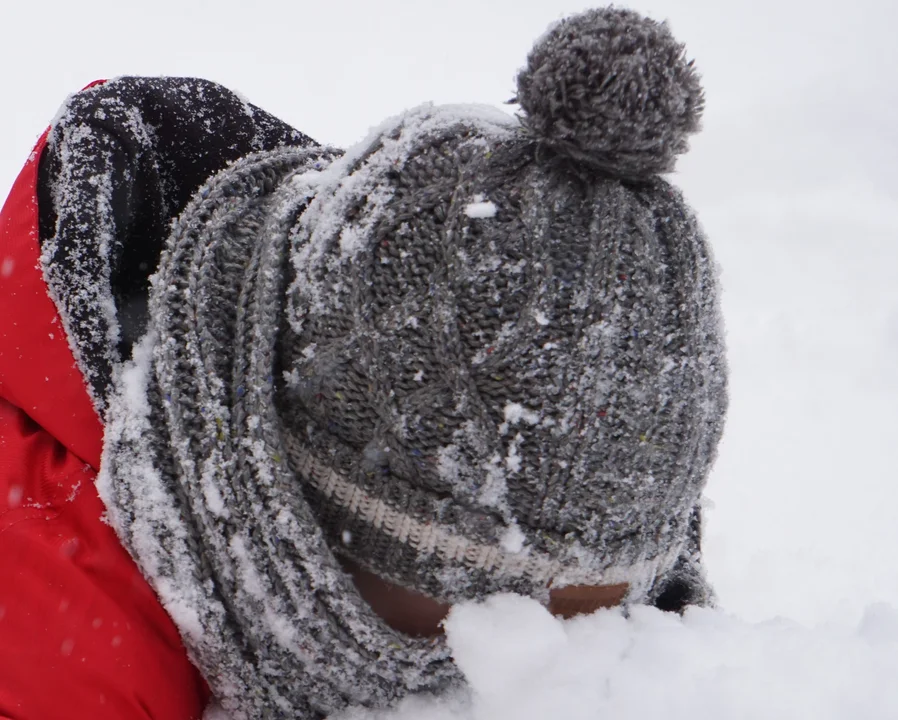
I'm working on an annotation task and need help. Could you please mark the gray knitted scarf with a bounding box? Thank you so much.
[98,146,463,720]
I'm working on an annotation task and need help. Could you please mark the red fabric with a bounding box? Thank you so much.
[0,122,209,718]
[0,131,103,469]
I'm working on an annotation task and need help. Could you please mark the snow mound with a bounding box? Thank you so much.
[333,594,898,720]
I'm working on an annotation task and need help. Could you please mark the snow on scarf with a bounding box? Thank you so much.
[97,146,463,719]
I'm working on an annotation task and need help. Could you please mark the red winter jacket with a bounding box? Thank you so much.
[0,78,314,719]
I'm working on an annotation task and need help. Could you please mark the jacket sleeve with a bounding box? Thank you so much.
[0,398,210,720]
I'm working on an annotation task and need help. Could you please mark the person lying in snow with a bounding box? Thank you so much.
[0,7,727,720]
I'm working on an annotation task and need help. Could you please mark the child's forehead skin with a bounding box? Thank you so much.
[548,583,629,619]
[341,558,628,637]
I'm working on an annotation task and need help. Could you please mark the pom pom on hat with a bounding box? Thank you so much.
[516,7,705,178]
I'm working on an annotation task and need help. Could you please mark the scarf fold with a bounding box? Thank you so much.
[98,146,462,720]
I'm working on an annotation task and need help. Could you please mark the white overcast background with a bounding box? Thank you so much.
[3,0,898,714]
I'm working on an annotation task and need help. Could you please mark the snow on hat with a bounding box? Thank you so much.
[279,6,725,607]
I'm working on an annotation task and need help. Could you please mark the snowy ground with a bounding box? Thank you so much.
[4,0,898,716]
[334,596,898,720]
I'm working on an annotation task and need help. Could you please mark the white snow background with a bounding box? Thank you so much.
[4,0,898,717]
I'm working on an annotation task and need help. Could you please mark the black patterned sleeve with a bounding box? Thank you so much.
[37,77,317,411]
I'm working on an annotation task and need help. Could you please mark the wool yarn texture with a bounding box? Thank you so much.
[54,8,728,720]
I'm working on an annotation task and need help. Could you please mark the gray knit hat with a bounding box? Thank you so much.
[280,6,724,608]
[97,7,726,719]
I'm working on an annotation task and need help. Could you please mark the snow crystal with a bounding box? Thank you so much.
[531,310,550,326]
[504,433,523,473]
[202,479,227,518]
[502,403,540,427]
[65,480,82,503]
[437,444,461,483]
[500,525,526,553]
[477,453,508,509]
[0,257,13,278]
[464,196,498,219]
[342,530,353,546]
[471,320,518,365]
[118,342,152,417]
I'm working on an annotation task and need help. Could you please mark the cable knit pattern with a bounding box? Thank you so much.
[280,104,725,609]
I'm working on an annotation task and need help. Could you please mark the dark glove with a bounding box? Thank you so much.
[37,76,316,410]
